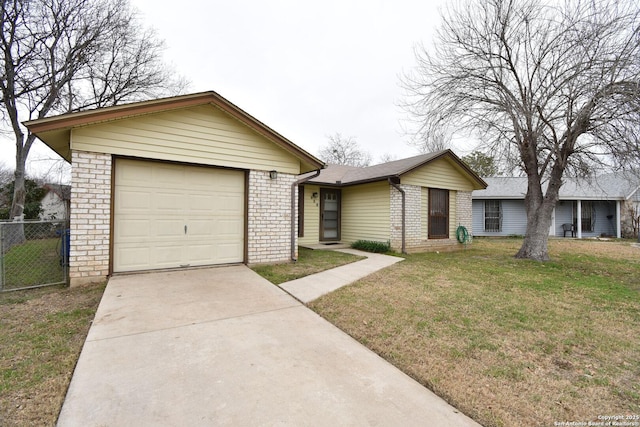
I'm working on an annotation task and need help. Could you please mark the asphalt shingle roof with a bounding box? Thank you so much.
[473,172,640,200]
[305,150,486,187]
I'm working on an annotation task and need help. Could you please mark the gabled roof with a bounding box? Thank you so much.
[305,149,487,188]
[43,184,71,201]
[473,172,640,200]
[23,91,324,171]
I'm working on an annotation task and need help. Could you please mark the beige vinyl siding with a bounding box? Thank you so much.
[299,185,320,245]
[341,182,390,243]
[71,105,302,174]
[402,158,476,191]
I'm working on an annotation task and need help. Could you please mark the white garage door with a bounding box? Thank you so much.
[114,159,245,272]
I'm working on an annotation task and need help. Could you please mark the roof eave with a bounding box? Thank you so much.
[305,175,397,187]
[398,149,488,189]
[23,91,324,171]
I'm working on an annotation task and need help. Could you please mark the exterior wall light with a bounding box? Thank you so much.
[269,170,278,180]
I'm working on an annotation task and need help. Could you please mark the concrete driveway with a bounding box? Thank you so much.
[58,266,479,426]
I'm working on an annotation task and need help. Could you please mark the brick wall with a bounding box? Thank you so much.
[456,191,473,235]
[69,151,111,286]
[247,170,296,264]
[390,184,421,252]
[391,186,473,253]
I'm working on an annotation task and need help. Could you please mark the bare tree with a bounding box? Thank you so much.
[403,0,640,261]
[0,0,187,224]
[417,127,451,153]
[377,153,398,164]
[318,133,372,167]
[0,162,12,187]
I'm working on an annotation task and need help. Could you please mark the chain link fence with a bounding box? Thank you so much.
[0,220,69,291]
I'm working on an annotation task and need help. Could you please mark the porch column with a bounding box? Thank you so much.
[549,206,556,236]
[616,200,621,238]
[576,200,582,239]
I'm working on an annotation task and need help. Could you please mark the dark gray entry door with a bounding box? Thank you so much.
[320,189,341,241]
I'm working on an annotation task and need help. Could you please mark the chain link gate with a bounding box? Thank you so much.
[0,220,69,291]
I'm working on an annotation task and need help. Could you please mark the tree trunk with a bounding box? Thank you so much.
[515,201,554,260]
[8,135,31,246]
[516,150,564,261]
[10,162,26,220]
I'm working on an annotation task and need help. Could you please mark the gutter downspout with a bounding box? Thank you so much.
[388,177,406,254]
[291,169,322,261]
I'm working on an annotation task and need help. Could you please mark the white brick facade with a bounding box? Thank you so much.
[389,185,473,252]
[390,184,422,251]
[247,170,297,264]
[456,191,473,236]
[69,151,111,286]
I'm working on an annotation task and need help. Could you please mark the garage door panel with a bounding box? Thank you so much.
[216,219,243,236]
[116,219,150,240]
[188,220,213,236]
[216,242,244,263]
[188,194,218,211]
[155,166,186,188]
[118,163,153,187]
[153,245,185,266]
[154,220,185,239]
[114,159,245,272]
[155,192,186,212]
[218,195,244,214]
[116,247,151,271]
[186,244,216,264]
[116,190,152,212]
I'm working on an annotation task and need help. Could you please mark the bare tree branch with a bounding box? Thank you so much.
[318,133,372,167]
[402,0,640,260]
[0,0,189,222]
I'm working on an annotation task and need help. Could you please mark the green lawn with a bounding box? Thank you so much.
[2,239,638,426]
[251,247,365,284]
[309,238,640,427]
[0,283,105,426]
[2,238,65,290]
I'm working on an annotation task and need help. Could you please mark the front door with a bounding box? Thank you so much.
[320,189,341,241]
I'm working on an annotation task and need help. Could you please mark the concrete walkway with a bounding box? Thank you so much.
[57,262,479,426]
[279,249,404,303]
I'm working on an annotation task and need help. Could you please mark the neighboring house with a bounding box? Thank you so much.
[25,91,324,286]
[472,173,640,238]
[40,184,71,220]
[299,150,487,253]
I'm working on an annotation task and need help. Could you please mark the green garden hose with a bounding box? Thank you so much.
[456,225,471,245]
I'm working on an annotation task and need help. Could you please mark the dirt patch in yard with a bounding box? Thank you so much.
[0,283,105,426]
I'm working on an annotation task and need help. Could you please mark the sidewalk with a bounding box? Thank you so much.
[279,249,404,303]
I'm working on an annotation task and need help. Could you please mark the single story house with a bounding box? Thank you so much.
[298,150,487,252]
[40,184,71,221]
[25,91,324,286]
[472,173,640,239]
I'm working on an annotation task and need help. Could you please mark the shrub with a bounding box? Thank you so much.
[351,240,391,253]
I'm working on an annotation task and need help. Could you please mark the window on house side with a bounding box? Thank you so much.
[428,188,449,239]
[484,200,501,232]
[573,201,595,232]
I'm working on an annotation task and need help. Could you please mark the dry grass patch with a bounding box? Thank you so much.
[0,283,105,426]
[310,238,640,427]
